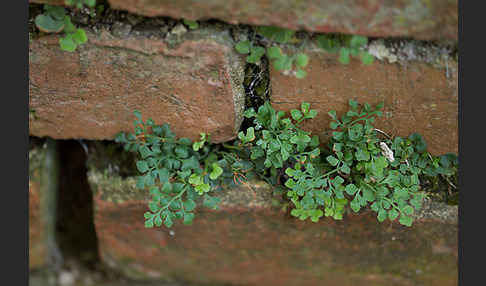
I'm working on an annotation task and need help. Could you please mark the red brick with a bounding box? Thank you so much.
[29,28,246,143]
[104,0,457,41]
[87,157,458,286]
[270,51,458,156]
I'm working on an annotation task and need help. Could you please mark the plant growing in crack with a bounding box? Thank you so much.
[235,26,309,78]
[316,34,375,65]
[34,1,96,52]
[117,101,457,228]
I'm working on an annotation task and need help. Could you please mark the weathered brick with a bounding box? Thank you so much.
[29,139,56,270]
[29,27,246,143]
[87,144,458,286]
[270,48,458,156]
[29,0,457,41]
[105,0,456,41]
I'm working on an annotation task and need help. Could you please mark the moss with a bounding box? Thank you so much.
[29,138,47,179]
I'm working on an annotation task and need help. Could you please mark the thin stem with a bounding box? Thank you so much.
[223,143,243,150]
[374,128,392,139]
[158,187,187,215]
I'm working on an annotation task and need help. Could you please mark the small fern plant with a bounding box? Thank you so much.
[115,112,224,228]
[117,101,456,228]
[236,100,456,226]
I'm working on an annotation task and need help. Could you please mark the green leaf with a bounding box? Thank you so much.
[203,194,220,209]
[154,215,163,227]
[304,109,317,119]
[350,198,361,212]
[144,212,153,219]
[290,109,303,121]
[360,52,374,65]
[148,201,159,212]
[183,199,197,212]
[209,163,223,180]
[330,121,339,129]
[188,173,203,185]
[326,155,339,166]
[350,35,368,48]
[72,28,87,44]
[339,48,350,64]
[328,110,337,120]
[300,102,310,114]
[84,0,96,7]
[247,46,266,63]
[192,141,204,151]
[174,146,190,159]
[183,19,199,29]
[158,168,169,183]
[238,127,255,143]
[266,46,282,59]
[355,149,370,161]
[295,69,307,79]
[235,40,251,54]
[295,53,309,68]
[136,160,149,173]
[402,205,414,216]
[345,184,358,195]
[399,215,413,227]
[377,209,387,222]
[388,209,399,220]
[181,156,201,171]
[164,215,174,228]
[340,164,350,174]
[183,212,195,225]
[273,55,293,71]
[59,35,76,52]
[144,218,154,228]
[138,145,151,159]
[257,26,295,43]
[195,183,210,194]
[316,35,340,53]
[63,16,76,33]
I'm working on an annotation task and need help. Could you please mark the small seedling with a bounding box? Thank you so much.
[317,34,375,65]
[235,26,309,78]
[34,1,96,52]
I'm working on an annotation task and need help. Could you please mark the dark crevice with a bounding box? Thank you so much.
[56,140,100,270]
[239,58,271,132]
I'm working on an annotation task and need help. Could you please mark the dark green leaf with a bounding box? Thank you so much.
[183,199,197,212]
[235,40,251,54]
[136,160,149,173]
[326,155,339,166]
[345,184,358,195]
[158,168,169,183]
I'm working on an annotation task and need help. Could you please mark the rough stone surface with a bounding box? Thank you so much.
[29,27,246,143]
[87,147,458,286]
[29,141,47,270]
[29,0,457,41]
[270,47,458,156]
[103,0,457,42]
